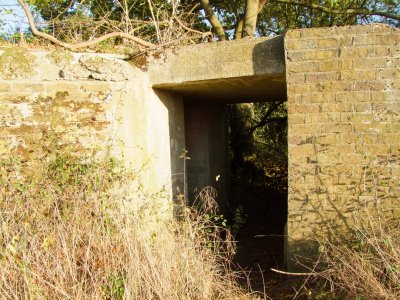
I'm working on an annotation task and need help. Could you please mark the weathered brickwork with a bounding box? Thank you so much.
[0,80,125,168]
[285,24,400,266]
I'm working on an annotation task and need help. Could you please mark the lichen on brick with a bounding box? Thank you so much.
[47,49,74,67]
[0,47,36,79]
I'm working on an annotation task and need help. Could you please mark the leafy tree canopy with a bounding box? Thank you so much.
[22,0,399,44]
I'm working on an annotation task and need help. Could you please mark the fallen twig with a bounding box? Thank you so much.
[270,268,318,276]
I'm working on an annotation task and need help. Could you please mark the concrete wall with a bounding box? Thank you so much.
[149,36,286,102]
[285,24,400,269]
[0,49,185,208]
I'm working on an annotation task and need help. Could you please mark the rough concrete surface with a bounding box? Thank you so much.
[149,36,286,102]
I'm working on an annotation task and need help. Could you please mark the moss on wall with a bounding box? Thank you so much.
[0,47,36,79]
[47,49,74,68]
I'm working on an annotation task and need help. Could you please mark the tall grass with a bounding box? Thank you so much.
[319,212,400,300]
[0,154,253,300]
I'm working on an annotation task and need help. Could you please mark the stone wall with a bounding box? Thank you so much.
[285,24,400,268]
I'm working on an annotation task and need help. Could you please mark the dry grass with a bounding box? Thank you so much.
[0,154,254,300]
[320,212,400,300]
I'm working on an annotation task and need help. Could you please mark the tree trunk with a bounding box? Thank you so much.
[200,0,227,41]
[234,17,244,40]
[242,0,260,37]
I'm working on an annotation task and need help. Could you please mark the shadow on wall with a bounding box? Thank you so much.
[250,35,288,103]
[252,35,285,76]
[288,136,400,270]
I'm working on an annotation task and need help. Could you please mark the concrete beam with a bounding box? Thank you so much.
[149,36,286,102]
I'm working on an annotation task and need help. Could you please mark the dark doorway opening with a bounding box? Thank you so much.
[183,98,288,292]
[227,101,288,290]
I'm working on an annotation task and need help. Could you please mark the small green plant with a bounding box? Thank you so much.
[8,31,38,44]
[103,274,125,300]
[231,205,248,235]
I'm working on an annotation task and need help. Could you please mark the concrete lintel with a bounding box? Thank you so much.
[154,74,286,102]
[149,36,286,102]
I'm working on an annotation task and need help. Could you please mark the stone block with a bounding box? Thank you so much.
[316,81,352,92]
[353,57,389,69]
[285,38,317,50]
[288,61,319,73]
[336,91,370,102]
[354,81,386,92]
[306,72,341,83]
[80,82,112,93]
[339,46,374,58]
[45,82,81,93]
[0,82,12,92]
[315,59,343,72]
[290,114,306,124]
[287,83,313,94]
[288,103,320,114]
[12,82,45,93]
[340,69,377,81]
[306,49,338,60]
[299,27,337,38]
[316,38,339,48]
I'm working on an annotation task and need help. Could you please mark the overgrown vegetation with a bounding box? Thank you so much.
[229,102,288,189]
[318,212,400,300]
[0,154,255,300]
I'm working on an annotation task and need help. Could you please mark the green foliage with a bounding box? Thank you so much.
[19,0,399,50]
[205,213,228,228]
[7,31,38,44]
[26,0,187,46]
[194,0,399,38]
[27,0,79,21]
[103,273,126,300]
[230,205,247,235]
[229,102,288,188]
[257,0,358,36]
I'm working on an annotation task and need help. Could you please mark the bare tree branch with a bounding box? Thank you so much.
[17,0,155,50]
[199,0,227,41]
[173,16,213,38]
[271,0,400,21]
[54,0,75,20]
[246,101,285,136]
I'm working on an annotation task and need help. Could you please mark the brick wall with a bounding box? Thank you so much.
[285,24,400,268]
